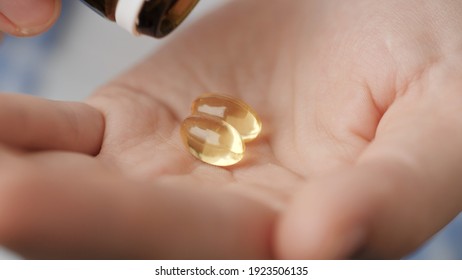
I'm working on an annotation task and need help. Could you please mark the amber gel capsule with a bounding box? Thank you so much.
[180,116,245,166]
[191,94,262,142]
[181,94,262,166]
[80,0,199,38]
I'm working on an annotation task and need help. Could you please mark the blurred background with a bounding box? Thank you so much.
[0,0,461,259]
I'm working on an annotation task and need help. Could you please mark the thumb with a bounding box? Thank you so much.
[276,66,462,259]
[0,0,60,36]
[275,159,461,259]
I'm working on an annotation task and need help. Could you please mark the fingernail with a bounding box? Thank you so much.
[0,12,17,34]
[0,0,59,35]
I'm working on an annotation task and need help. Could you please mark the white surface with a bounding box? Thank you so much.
[115,0,145,35]
[0,260,460,279]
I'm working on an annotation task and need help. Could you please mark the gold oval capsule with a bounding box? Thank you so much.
[180,115,245,166]
[191,94,262,142]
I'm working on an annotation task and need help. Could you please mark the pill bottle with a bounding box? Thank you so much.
[80,0,199,38]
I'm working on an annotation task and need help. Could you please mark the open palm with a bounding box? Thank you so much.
[1,0,462,259]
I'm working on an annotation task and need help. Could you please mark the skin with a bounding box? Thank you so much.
[0,0,462,259]
[0,0,59,36]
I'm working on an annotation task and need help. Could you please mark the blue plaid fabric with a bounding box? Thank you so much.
[0,22,64,94]
[0,2,67,94]
[0,1,460,260]
[0,33,54,94]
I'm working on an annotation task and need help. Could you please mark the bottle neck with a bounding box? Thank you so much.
[81,0,199,38]
[136,0,199,38]
[80,0,118,20]
[115,0,145,34]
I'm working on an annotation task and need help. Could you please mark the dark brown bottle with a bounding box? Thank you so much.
[80,0,199,38]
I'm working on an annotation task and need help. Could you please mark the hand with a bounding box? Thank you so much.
[0,0,60,36]
[1,0,462,259]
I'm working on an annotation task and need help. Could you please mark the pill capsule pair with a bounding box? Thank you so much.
[180,94,262,166]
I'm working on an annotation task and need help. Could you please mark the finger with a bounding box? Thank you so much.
[276,69,462,259]
[0,94,104,155]
[277,144,462,259]
[0,148,275,259]
[0,0,60,36]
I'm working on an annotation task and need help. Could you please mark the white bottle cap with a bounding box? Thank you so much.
[115,0,146,35]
